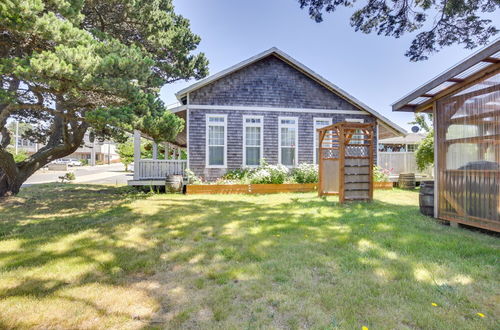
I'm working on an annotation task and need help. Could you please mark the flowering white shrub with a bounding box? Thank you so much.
[185,168,202,184]
[292,163,318,183]
[373,166,392,182]
[249,163,289,184]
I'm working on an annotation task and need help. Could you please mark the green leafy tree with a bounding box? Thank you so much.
[409,114,433,133]
[0,0,208,196]
[298,0,498,61]
[116,140,134,172]
[416,130,434,171]
[408,113,434,171]
[6,147,28,163]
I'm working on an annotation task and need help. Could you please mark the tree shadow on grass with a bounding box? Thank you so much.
[0,185,498,328]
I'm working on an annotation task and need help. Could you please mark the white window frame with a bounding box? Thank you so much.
[278,116,299,167]
[242,115,264,167]
[205,114,227,168]
[346,118,364,145]
[313,117,333,164]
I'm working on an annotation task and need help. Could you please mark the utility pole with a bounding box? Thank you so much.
[90,141,96,166]
[14,120,19,155]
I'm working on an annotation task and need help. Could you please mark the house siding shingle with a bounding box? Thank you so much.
[189,56,360,110]
[188,109,377,181]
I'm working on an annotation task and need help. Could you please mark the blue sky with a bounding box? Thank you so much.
[161,0,493,131]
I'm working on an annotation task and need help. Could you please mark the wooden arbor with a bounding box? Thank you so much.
[317,122,375,203]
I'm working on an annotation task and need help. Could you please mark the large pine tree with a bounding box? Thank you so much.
[298,0,498,61]
[0,0,208,196]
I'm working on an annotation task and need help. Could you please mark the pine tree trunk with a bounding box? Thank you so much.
[0,173,22,197]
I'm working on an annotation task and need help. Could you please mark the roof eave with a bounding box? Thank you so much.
[392,38,500,112]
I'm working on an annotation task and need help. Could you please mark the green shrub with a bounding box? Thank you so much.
[292,163,318,183]
[6,147,29,163]
[416,130,434,171]
[185,169,202,184]
[373,166,391,182]
[59,172,75,183]
[116,139,134,171]
[222,168,253,181]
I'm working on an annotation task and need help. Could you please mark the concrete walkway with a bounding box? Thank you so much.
[23,163,132,186]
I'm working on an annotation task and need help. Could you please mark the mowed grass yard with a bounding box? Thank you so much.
[0,184,498,329]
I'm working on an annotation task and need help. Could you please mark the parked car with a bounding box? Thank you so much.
[53,158,82,167]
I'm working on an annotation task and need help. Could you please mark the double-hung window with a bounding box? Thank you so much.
[243,116,264,167]
[206,114,227,167]
[313,118,332,164]
[278,117,298,167]
[346,118,364,144]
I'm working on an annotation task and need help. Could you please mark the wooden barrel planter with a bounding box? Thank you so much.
[166,174,183,193]
[398,173,416,190]
[419,181,434,217]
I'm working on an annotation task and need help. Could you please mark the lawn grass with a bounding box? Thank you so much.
[0,184,498,329]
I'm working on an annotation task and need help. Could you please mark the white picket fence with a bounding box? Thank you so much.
[378,152,433,178]
[135,159,187,180]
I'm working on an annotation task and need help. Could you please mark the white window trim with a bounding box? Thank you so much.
[242,115,264,167]
[313,117,333,164]
[205,114,227,168]
[278,116,299,167]
[345,118,364,123]
[345,118,364,145]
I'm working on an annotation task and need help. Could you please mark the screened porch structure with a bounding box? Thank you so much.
[393,39,500,232]
[317,122,375,203]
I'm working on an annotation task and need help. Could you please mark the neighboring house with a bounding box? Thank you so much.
[393,39,499,232]
[131,48,405,183]
[378,133,425,152]
[9,131,120,165]
[69,133,120,164]
[378,133,433,179]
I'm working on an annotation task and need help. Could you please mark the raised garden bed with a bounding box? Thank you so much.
[374,182,393,190]
[185,183,317,195]
[186,182,393,195]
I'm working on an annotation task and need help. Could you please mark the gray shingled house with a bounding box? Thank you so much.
[131,48,405,183]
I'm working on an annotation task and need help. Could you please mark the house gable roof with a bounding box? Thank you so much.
[176,47,406,137]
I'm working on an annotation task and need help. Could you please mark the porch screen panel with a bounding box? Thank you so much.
[436,73,500,231]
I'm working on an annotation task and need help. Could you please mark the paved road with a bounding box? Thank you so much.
[23,163,132,186]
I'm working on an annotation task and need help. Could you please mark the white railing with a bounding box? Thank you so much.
[135,159,187,180]
[378,152,433,178]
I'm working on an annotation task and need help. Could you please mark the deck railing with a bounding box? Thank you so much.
[135,159,187,180]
